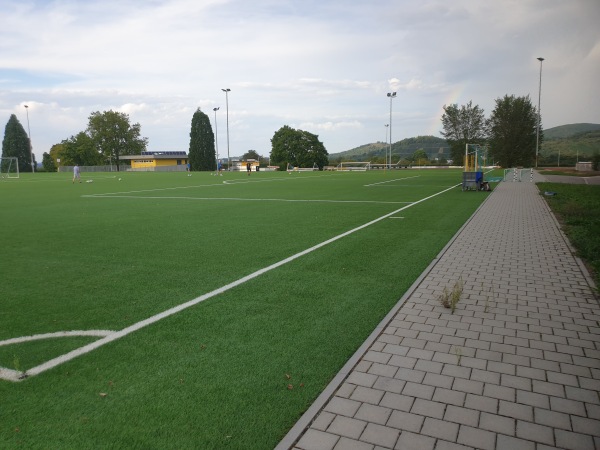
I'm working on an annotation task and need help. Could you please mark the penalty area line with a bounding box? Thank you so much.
[6,183,460,382]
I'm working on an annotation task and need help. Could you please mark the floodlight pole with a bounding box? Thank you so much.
[384,124,389,169]
[222,88,231,170]
[213,107,220,169]
[24,105,35,173]
[535,57,544,168]
[387,92,396,169]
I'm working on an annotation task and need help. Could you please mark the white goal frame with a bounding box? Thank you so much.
[0,157,19,179]
[336,161,371,171]
[286,162,319,172]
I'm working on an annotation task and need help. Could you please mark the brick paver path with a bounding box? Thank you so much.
[279,175,600,450]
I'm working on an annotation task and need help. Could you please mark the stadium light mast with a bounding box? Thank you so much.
[384,124,389,169]
[387,92,396,169]
[213,107,220,169]
[535,57,544,168]
[24,104,35,173]
[222,88,231,170]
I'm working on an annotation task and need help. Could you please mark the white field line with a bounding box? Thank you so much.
[85,173,335,197]
[1,182,460,382]
[0,330,115,347]
[83,195,412,205]
[364,176,420,187]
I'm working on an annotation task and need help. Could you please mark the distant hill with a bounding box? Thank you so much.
[541,125,600,165]
[331,135,450,162]
[544,123,600,140]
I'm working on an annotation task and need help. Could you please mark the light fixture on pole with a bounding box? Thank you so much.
[387,92,396,169]
[213,107,220,169]
[221,88,231,170]
[24,104,35,173]
[535,57,544,168]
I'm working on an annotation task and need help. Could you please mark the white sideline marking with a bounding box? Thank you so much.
[364,176,420,187]
[0,330,115,347]
[83,195,412,205]
[1,183,460,382]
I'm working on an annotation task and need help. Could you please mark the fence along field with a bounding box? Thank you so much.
[0,169,488,448]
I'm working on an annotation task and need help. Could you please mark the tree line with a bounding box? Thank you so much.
[441,94,540,167]
[1,108,329,172]
[2,93,539,173]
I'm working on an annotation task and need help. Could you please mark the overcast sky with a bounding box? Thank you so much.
[1,0,599,162]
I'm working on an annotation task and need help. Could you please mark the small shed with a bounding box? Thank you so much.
[120,151,188,171]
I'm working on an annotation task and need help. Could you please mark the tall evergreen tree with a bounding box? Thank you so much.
[487,95,539,167]
[188,108,216,171]
[42,152,57,172]
[2,114,35,172]
[440,101,486,164]
[270,125,328,170]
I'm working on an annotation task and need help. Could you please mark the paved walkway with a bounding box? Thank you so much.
[277,173,599,450]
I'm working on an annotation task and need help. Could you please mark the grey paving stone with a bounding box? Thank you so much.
[496,434,535,450]
[332,437,374,450]
[550,396,587,416]
[313,412,336,431]
[393,430,435,450]
[359,423,399,449]
[534,407,572,430]
[296,429,339,450]
[555,429,596,450]
[432,387,466,406]
[434,440,474,450]
[324,397,362,417]
[410,398,446,419]
[372,376,406,394]
[498,400,533,422]
[420,417,459,441]
[464,393,498,414]
[516,420,554,446]
[483,383,515,402]
[571,416,600,435]
[379,392,414,412]
[402,381,434,400]
[457,425,496,450]
[480,411,516,435]
[354,403,391,426]
[350,386,385,405]
[327,415,367,440]
[444,405,480,427]
[386,409,424,433]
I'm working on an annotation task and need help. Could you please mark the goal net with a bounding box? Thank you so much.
[287,162,319,172]
[336,161,371,171]
[0,157,19,179]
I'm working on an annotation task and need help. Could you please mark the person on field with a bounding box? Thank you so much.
[73,164,81,183]
[218,160,223,176]
[246,162,251,176]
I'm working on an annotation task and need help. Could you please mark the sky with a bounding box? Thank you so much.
[1,0,599,162]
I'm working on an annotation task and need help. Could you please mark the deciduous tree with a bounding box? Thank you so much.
[270,126,328,170]
[87,110,147,171]
[487,95,539,167]
[440,101,486,164]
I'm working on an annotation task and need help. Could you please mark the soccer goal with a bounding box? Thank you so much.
[286,162,319,172]
[0,157,19,179]
[336,161,371,171]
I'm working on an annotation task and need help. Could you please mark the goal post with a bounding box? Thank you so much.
[336,161,371,171]
[0,157,19,179]
[287,162,319,172]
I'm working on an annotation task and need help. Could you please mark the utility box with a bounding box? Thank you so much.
[462,171,483,191]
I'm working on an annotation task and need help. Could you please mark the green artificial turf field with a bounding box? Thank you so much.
[0,169,491,449]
